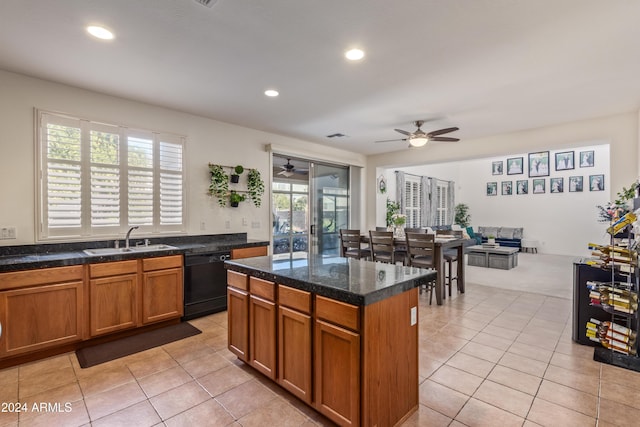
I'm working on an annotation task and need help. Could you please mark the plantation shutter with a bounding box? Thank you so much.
[159,138,184,226]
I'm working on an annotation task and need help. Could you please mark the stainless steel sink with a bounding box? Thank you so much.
[83,244,178,256]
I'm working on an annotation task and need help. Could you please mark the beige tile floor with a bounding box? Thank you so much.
[2,282,640,426]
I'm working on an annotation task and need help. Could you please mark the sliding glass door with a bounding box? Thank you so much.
[272,155,349,258]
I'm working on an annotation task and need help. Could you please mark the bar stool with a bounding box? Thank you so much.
[368,230,395,264]
[405,232,436,304]
[436,230,463,298]
[339,229,369,260]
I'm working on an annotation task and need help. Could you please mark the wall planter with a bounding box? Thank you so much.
[231,165,244,183]
[208,163,229,207]
[208,163,265,208]
[229,191,246,207]
[247,168,265,207]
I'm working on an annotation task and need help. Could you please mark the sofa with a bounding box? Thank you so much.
[476,226,523,249]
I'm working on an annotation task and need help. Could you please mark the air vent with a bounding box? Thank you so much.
[195,0,218,7]
[326,133,347,138]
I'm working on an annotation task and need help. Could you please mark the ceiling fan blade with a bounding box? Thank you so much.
[375,138,406,143]
[394,128,411,136]
[430,137,460,142]
[427,127,459,137]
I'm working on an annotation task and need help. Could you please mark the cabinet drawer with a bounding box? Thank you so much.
[250,277,275,301]
[90,260,138,278]
[142,255,183,272]
[232,246,268,259]
[0,265,83,291]
[279,285,311,314]
[228,270,248,290]
[316,295,360,332]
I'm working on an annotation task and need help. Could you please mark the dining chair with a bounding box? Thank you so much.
[375,226,388,231]
[404,227,426,234]
[436,230,463,297]
[368,230,395,264]
[339,229,369,260]
[405,232,436,304]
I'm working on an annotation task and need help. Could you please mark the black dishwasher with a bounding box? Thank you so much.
[183,251,231,320]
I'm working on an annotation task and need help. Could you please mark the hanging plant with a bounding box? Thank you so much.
[229,191,246,207]
[231,165,244,183]
[208,163,229,207]
[247,168,265,207]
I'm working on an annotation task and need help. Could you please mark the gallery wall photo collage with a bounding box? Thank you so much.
[487,150,603,196]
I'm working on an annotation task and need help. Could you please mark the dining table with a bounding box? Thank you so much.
[362,234,472,305]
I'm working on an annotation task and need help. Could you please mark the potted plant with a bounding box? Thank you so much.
[229,191,246,207]
[231,165,244,183]
[247,168,265,207]
[454,203,471,227]
[386,199,401,228]
[487,234,496,245]
[208,163,229,207]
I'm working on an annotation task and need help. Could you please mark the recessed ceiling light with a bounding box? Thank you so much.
[86,25,114,40]
[264,89,279,97]
[345,48,365,61]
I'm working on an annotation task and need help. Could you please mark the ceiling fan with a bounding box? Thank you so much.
[278,159,308,177]
[376,121,460,147]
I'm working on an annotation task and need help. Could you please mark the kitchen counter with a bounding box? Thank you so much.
[225,254,435,306]
[0,233,269,272]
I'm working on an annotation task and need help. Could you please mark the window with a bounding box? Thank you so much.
[37,110,185,240]
[436,181,450,226]
[404,176,421,228]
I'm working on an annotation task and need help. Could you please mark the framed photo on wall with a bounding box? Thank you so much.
[516,180,528,194]
[502,181,512,195]
[528,151,550,177]
[533,178,545,194]
[589,174,605,191]
[487,182,498,196]
[492,161,503,175]
[550,177,564,193]
[507,157,524,175]
[580,150,594,167]
[569,176,583,192]
[554,151,574,171]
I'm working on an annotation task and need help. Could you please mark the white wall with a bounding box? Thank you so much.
[0,70,366,246]
[387,144,610,256]
[367,113,639,256]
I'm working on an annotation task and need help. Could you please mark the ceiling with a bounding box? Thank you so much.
[2,0,640,156]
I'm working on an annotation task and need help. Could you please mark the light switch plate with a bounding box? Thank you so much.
[410,306,417,326]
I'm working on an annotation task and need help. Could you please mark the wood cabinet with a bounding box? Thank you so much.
[278,285,312,404]
[89,260,138,337]
[141,255,183,324]
[231,245,268,259]
[0,266,84,357]
[249,277,277,379]
[227,270,249,361]
[314,296,360,426]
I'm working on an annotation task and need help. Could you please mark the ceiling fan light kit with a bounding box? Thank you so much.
[376,120,460,148]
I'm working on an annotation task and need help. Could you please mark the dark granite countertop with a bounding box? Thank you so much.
[0,233,269,273]
[225,255,436,306]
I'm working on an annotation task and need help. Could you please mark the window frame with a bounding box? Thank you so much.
[36,109,186,241]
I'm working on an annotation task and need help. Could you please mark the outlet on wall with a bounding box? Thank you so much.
[0,227,16,239]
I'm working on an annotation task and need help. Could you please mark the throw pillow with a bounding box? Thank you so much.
[466,226,475,238]
[498,227,515,239]
[513,228,523,239]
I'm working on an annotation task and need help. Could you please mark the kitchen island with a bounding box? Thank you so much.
[225,255,436,427]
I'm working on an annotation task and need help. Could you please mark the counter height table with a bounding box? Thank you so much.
[224,255,436,427]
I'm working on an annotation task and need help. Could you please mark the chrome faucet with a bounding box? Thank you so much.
[125,226,139,249]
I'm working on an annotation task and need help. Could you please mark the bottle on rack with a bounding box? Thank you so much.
[587,318,637,355]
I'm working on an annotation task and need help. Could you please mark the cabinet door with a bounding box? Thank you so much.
[231,246,268,259]
[142,267,183,324]
[314,319,360,427]
[0,281,83,356]
[228,286,249,361]
[249,295,277,380]
[90,274,138,336]
[278,306,312,403]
